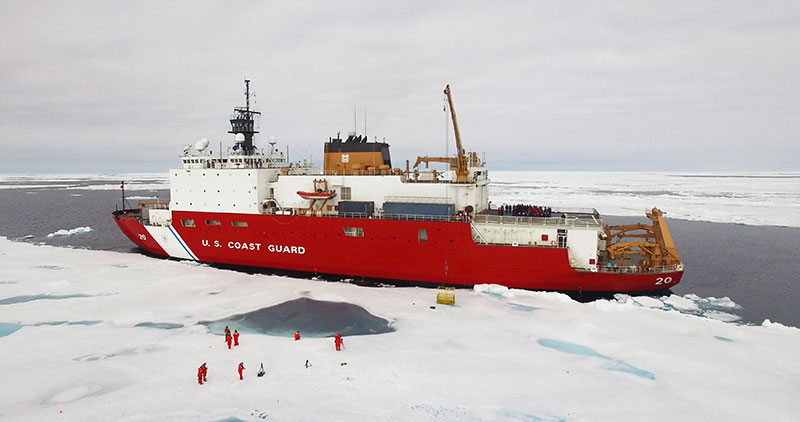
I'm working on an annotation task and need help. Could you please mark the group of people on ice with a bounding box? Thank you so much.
[224,326,240,349]
[197,327,344,385]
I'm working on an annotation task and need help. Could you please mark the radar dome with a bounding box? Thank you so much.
[234,133,245,143]
[268,136,277,145]
[183,145,191,154]
[195,138,210,152]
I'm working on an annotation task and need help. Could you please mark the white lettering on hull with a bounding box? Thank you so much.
[228,241,261,251]
[268,244,306,254]
[199,239,304,254]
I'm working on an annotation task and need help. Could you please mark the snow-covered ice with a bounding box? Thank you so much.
[1,237,799,421]
[0,173,168,191]
[489,171,800,227]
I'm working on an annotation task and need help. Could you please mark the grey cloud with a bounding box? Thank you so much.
[1,1,798,172]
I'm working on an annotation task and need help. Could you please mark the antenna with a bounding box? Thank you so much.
[353,104,357,134]
[245,79,251,111]
[364,107,367,138]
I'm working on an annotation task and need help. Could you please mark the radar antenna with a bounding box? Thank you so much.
[228,79,262,155]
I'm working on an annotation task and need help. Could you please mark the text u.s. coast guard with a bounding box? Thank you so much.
[201,239,305,254]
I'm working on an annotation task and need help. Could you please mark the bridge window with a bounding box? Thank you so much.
[232,221,248,227]
[205,220,221,226]
[181,219,196,227]
[418,229,428,242]
[344,227,364,237]
[341,186,351,200]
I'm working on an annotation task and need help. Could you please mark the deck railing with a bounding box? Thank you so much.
[575,263,684,274]
[139,201,169,210]
[472,214,603,229]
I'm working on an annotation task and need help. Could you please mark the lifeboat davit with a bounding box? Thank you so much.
[297,190,337,200]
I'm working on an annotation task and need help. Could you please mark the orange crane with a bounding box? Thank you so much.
[604,208,682,269]
[414,85,472,183]
[444,84,470,183]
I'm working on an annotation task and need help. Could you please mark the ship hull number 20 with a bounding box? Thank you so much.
[655,276,673,285]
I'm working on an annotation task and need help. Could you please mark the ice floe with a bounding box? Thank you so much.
[46,227,93,237]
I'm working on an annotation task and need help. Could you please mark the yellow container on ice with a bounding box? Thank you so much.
[436,286,455,305]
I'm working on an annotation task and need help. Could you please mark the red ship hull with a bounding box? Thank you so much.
[113,210,683,293]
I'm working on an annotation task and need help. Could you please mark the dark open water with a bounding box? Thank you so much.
[1,183,798,327]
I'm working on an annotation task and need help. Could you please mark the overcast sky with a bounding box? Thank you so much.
[1,1,798,173]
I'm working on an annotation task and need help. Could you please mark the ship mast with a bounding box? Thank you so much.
[228,79,261,155]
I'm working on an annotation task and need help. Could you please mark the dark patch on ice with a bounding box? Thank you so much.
[36,265,64,270]
[509,303,539,312]
[0,280,18,284]
[135,322,184,329]
[73,346,157,362]
[69,320,102,326]
[34,320,69,326]
[537,339,655,380]
[201,297,394,338]
[248,409,269,420]
[2,320,102,336]
[500,409,566,422]
[74,353,113,362]
[714,335,734,342]
[0,322,22,337]
[109,263,129,268]
[216,418,250,422]
[0,293,91,305]
[408,403,473,419]
[33,320,102,327]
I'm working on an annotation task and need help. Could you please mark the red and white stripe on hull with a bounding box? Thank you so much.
[113,210,683,293]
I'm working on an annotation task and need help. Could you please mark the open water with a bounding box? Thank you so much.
[1,176,798,327]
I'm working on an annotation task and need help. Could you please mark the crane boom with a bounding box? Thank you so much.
[444,84,469,182]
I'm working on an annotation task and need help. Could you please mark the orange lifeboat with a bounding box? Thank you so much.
[297,190,337,200]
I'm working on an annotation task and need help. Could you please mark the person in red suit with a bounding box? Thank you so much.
[233,330,240,346]
[238,362,245,380]
[334,333,343,351]
[294,331,300,341]
[201,363,207,382]
[226,333,232,349]
[197,365,204,385]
